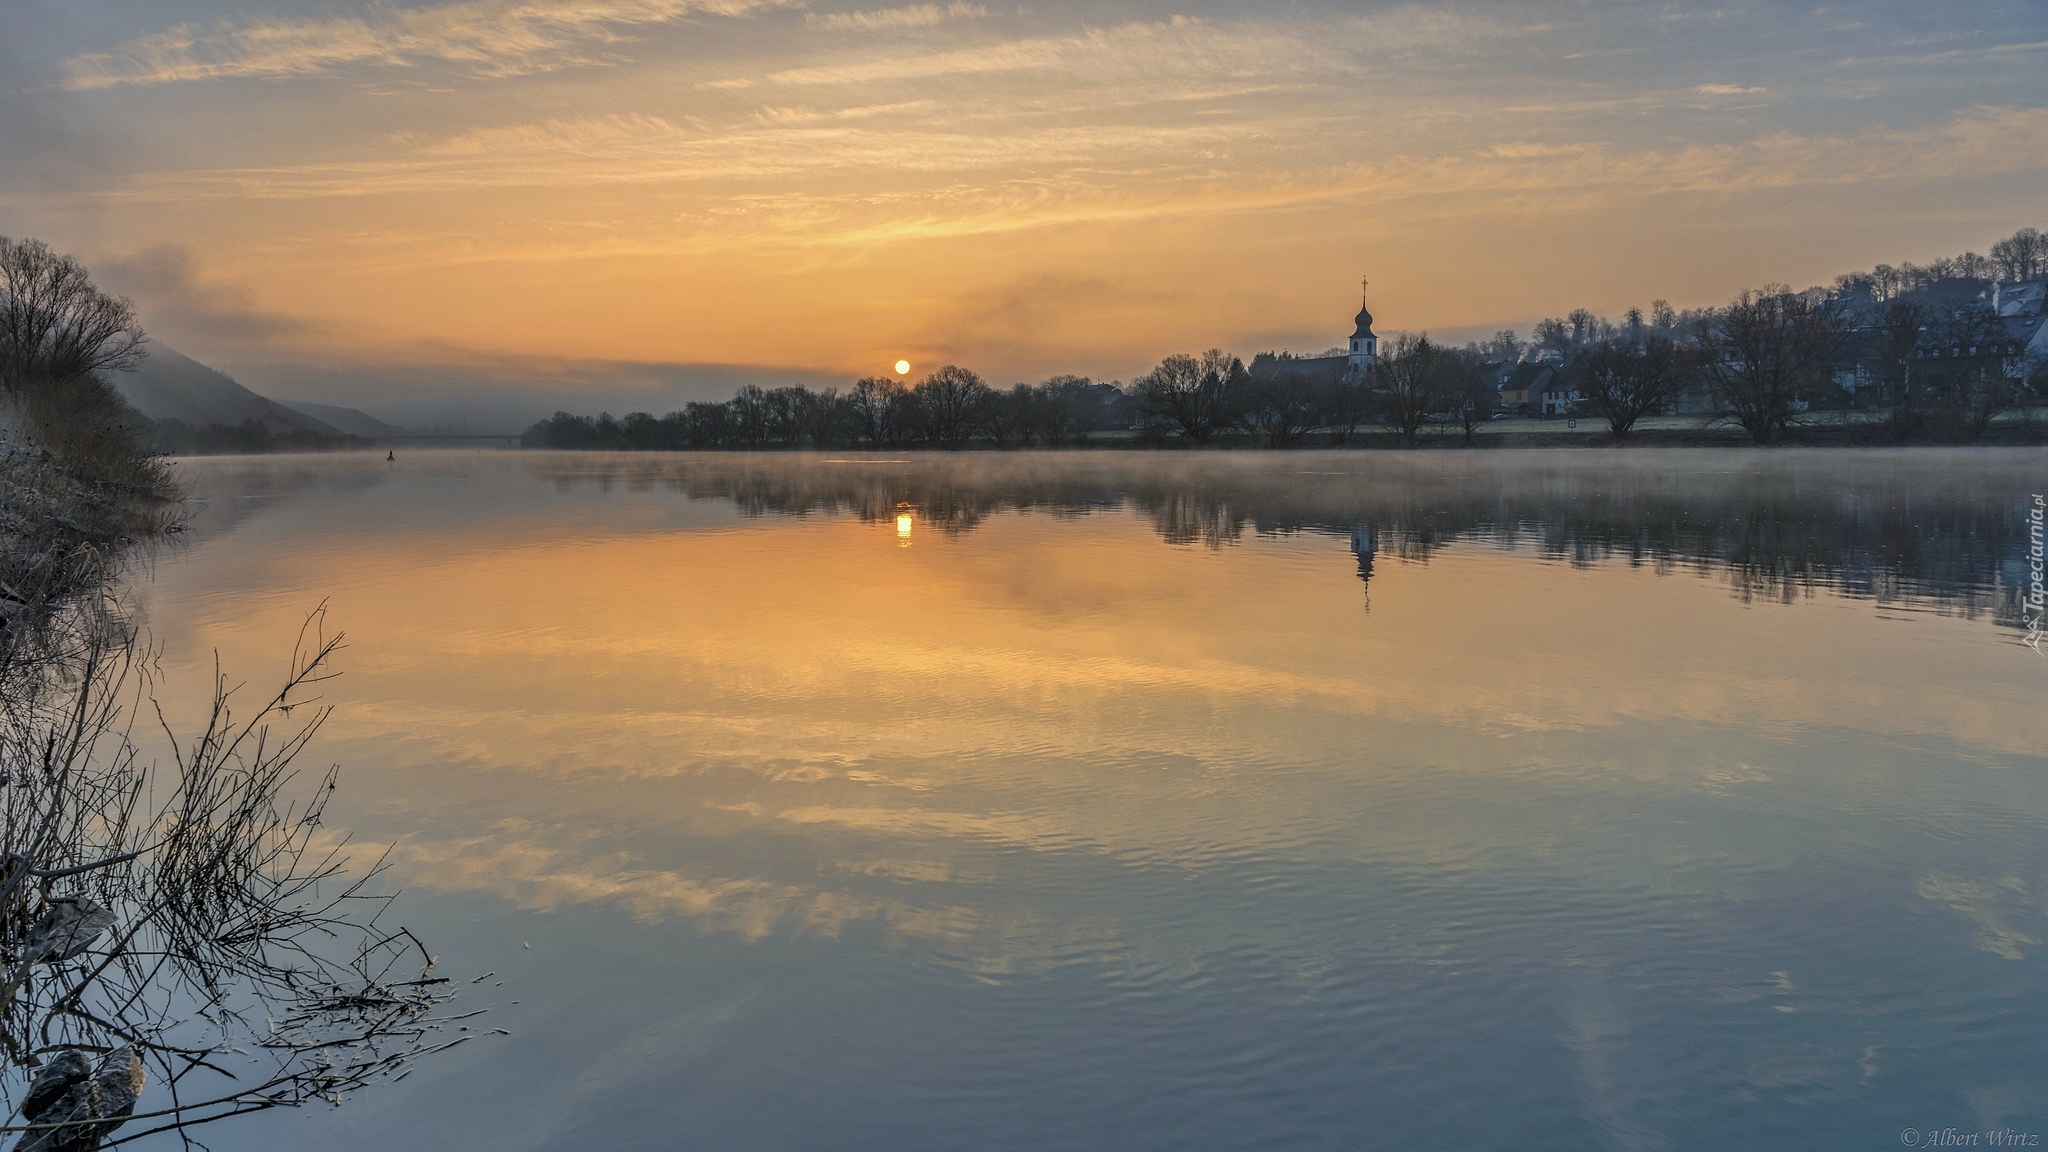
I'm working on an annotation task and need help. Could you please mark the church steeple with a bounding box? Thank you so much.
[1348,276,1378,370]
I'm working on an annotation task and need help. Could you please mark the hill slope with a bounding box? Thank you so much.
[281,400,409,438]
[111,346,342,435]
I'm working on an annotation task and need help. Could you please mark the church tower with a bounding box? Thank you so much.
[1347,277,1378,372]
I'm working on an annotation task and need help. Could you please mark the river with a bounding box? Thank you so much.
[143,448,2046,1151]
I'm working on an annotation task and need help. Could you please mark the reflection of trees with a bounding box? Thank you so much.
[526,452,2034,628]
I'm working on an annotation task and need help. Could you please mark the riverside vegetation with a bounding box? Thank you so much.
[0,235,463,1150]
[524,225,2048,451]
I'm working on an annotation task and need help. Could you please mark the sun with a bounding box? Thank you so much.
[894,360,911,375]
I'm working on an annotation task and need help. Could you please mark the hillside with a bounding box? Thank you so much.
[281,400,410,438]
[111,345,342,435]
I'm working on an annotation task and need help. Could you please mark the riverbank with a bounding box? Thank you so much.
[0,403,176,652]
[509,409,2048,453]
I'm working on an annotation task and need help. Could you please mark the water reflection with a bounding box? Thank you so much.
[141,449,2046,1152]
[492,450,2035,627]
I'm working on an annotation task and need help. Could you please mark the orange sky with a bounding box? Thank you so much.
[3,0,2045,420]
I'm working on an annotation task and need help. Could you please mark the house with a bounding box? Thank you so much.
[1894,310,2048,401]
[1247,351,1350,387]
[2009,313,2048,362]
[1496,362,1554,412]
[1995,281,2047,317]
[1493,361,1582,416]
[1535,370,1581,416]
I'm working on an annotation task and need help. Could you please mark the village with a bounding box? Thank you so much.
[518,226,2048,451]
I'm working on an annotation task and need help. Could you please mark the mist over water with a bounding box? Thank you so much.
[141,449,2045,1151]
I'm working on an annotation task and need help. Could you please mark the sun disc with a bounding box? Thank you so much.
[894,360,911,375]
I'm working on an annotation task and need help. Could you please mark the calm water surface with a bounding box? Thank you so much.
[138,449,2045,1151]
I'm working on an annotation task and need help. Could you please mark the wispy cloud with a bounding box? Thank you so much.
[764,15,1352,87]
[805,2,987,33]
[94,104,2048,221]
[64,0,796,89]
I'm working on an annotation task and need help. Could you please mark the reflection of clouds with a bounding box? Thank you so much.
[1916,873,2039,961]
[822,858,971,883]
[299,527,2045,766]
[388,821,981,944]
[380,821,1157,977]
[776,805,1082,851]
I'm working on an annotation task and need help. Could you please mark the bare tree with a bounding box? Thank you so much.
[846,377,903,447]
[1366,334,1457,446]
[727,386,768,447]
[1322,376,1370,444]
[1479,330,1523,362]
[1446,349,1496,443]
[1235,370,1324,447]
[1693,288,1845,444]
[1137,350,1244,443]
[976,384,1035,448]
[761,387,806,448]
[1919,305,2023,441]
[795,387,843,448]
[1574,324,1694,438]
[1990,228,2045,283]
[909,366,989,447]
[0,604,462,1151]
[1033,376,1091,446]
[0,240,147,398]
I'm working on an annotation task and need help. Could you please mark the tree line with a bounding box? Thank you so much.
[521,345,1509,452]
[528,227,2047,451]
[523,371,1126,451]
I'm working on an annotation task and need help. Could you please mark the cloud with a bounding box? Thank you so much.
[88,103,2048,251]
[919,273,1141,367]
[763,15,1346,87]
[63,0,798,89]
[220,353,836,429]
[805,2,987,33]
[94,243,315,345]
[87,107,1278,202]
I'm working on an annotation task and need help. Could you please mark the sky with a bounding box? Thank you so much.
[2,0,2045,426]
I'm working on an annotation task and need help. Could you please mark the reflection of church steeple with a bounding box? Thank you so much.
[1350,525,1378,586]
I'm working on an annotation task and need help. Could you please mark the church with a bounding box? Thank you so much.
[1247,278,1378,387]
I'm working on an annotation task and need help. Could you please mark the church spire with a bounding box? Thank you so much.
[1350,275,1376,339]
[1348,274,1378,371]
